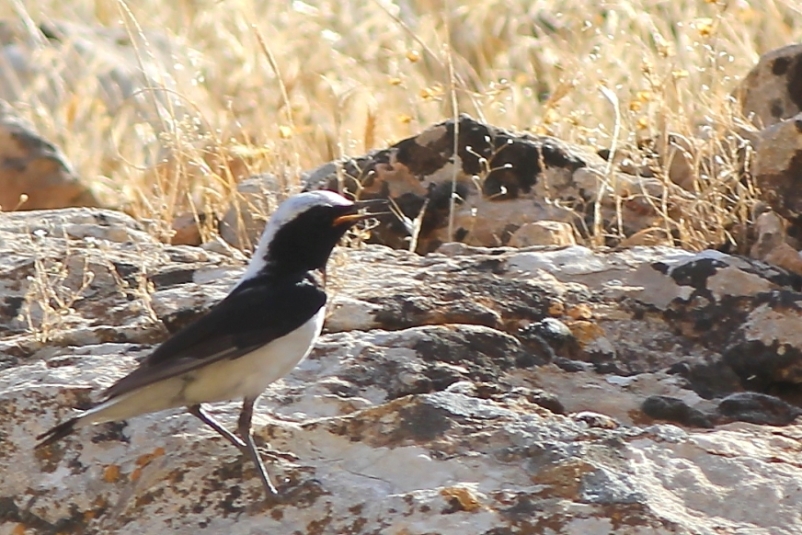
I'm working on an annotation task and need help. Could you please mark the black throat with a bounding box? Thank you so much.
[259,204,354,279]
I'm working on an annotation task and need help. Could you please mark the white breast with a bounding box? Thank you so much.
[77,307,327,427]
[183,306,327,402]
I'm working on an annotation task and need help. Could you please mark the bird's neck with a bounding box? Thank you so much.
[234,263,324,292]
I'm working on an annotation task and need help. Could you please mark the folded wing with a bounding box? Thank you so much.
[103,273,326,400]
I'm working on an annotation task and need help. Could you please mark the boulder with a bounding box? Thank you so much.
[737,43,802,128]
[749,207,802,275]
[297,115,674,252]
[753,112,802,223]
[508,220,575,247]
[0,101,97,211]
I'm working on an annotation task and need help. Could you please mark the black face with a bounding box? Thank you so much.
[265,203,360,276]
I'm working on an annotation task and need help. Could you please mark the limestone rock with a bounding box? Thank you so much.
[2,208,802,533]
[735,45,802,257]
[170,212,203,247]
[302,115,666,252]
[0,101,97,211]
[749,208,802,275]
[508,220,575,247]
[753,112,802,227]
[737,43,802,128]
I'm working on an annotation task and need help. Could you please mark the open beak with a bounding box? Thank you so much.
[332,198,389,227]
[332,212,374,227]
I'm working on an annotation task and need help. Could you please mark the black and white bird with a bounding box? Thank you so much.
[36,190,378,497]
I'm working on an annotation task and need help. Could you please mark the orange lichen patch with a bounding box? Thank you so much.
[566,304,593,320]
[12,523,26,535]
[532,460,595,499]
[135,447,166,467]
[103,464,120,483]
[628,408,653,426]
[565,320,606,345]
[440,486,483,512]
[130,467,143,482]
[130,449,167,484]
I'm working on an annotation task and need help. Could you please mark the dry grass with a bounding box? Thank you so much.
[3,0,802,249]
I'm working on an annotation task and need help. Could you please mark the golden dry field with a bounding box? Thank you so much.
[3,0,802,247]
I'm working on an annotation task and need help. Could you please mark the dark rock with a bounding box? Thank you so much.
[413,325,527,377]
[518,318,581,361]
[553,357,592,373]
[666,359,744,400]
[368,269,563,332]
[716,392,802,426]
[641,395,713,428]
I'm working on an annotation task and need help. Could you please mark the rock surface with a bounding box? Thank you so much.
[752,112,802,226]
[750,207,802,276]
[301,115,670,253]
[737,43,802,128]
[2,208,802,534]
[730,44,802,267]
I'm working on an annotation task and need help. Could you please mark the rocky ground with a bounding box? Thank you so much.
[3,19,802,535]
[2,208,802,534]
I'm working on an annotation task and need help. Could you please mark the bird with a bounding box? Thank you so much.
[35,189,381,498]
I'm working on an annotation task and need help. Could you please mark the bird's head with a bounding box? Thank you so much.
[240,190,380,281]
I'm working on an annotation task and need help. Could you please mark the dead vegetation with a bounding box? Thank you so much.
[3,0,802,251]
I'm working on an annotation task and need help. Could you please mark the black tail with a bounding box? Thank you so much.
[36,417,80,448]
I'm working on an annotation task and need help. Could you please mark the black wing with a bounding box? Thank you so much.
[103,273,326,400]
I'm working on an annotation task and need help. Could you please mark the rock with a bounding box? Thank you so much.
[303,115,668,252]
[737,43,802,128]
[508,220,575,247]
[4,208,802,533]
[517,317,582,362]
[736,45,802,251]
[666,359,744,400]
[753,112,802,227]
[0,101,97,210]
[170,212,206,247]
[749,208,802,275]
[716,392,802,426]
[721,290,802,396]
[641,395,713,428]
[0,207,233,345]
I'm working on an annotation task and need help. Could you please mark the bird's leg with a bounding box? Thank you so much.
[187,404,246,450]
[238,396,278,496]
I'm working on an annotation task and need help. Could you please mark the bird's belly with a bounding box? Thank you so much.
[182,306,326,403]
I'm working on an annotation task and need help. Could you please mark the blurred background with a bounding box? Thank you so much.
[2,0,801,245]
